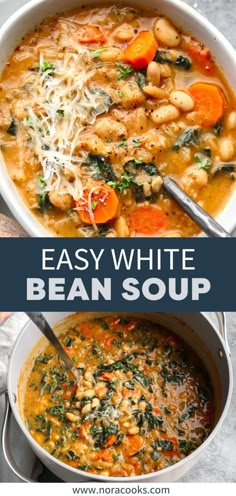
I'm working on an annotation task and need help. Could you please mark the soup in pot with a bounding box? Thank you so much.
[23,315,214,477]
[1,2,236,237]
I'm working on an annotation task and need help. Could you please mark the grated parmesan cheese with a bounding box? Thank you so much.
[21,43,112,205]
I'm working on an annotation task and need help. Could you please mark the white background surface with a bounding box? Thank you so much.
[0,0,235,484]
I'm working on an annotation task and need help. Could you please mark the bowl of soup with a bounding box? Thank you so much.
[0,0,236,238]
[4,312,233,481]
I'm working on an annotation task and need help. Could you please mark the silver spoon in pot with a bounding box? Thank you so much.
[26,312,80,383]
[162,176,231,238]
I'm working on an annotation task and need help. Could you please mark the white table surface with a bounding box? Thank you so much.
[0,0,235,483]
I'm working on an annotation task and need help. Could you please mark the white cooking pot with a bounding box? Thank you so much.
[1,312,233,482]
[0,0,236,236]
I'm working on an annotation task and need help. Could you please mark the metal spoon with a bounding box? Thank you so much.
[163,176,231,238]
[26,312,80,382]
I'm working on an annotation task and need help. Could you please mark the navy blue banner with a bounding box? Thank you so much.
[0,238,235,311]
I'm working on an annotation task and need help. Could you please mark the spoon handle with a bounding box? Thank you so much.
[163,176,231,238]
[26,312,79,380]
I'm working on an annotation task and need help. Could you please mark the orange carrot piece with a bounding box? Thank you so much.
[124,31,158,70]
[104,434,117,448]
[185,37,215,75]
[153,407,161,415]
[104,337,114,348]
[96,449,115,462]
[100,372,113,381]
[77,25,106,44]
[125,435,143,456]
[130,205,168,235]
[188,82,225,127]
[77,183,119,225]
[125,321,136,332]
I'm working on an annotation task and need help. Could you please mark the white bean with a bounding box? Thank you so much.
[84,371,94,382]
[95,118,127,141]
[49,191,73,210]
[225,111,236,130]
[181,165,208,191]
[143,182,152,197]
[170,90,194,112]
[143,85,168,100]
[151,104,180,125]
[114,216,129,237]
[91,397,100,409]
[98,47,122,62]
[113,25,133,43]
[151,176,163,193]
[119,81,145,109]
[219,137,235,161]
[81,403,92,415]
[65,412,79,422]
[128,426,139,435]
[147,61,161,87]
[154,18,181,47]
[83,389,95,398]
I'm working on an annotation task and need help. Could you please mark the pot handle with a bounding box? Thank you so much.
[215,312,231,356]
[1,390,35,483]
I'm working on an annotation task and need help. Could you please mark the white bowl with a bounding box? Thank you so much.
[0,0,236,237]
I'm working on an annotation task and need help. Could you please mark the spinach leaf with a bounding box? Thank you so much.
[179,439,197,454]
[90,423,118,448]
[154,50,191,70]
[87,153,117,182]
[91,88,113,116]
[153,438,174,451]
[35,415,52,442]
[124,160,159,178]
[152,450,161,461]
[64,336,73,347]
[179,404,197,423]
[38,192,52,212]
[172,127,200,151]
[35,353,54,364]
[46,405,65,417]
[135,70,147,88]
[123,380,135,390]
[66,450,79,461]
[161,366,184,385]
[154,50,173,64]
[211,162,235,177]
[175,55,192,70]
[133,371,153,391]
[7,119,17,136]
[214,120,223,136]
[95,352,145,377]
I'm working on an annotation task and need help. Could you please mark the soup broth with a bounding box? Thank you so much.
[1,2,235,237]
[23,315,214,477]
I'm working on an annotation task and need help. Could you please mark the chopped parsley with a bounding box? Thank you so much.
[116,64,133,80]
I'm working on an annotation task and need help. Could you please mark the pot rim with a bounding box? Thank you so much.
[0,0,236,236]
[7,311,233,482]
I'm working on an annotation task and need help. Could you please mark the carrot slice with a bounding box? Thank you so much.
[124,31,158,70]
[77,183,119,225]
[188,82,225,127]
[77,26,106,44]
[96,449,115,462]
[130,205,168,236]
[185,37,215,75]
[125,435,143,456]
[104,434,117,447]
